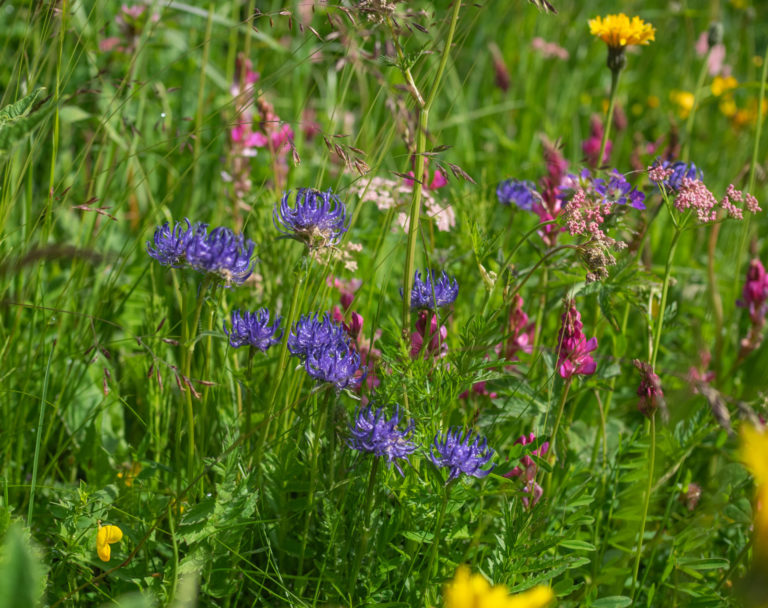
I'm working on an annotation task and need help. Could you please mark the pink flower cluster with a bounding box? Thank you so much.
[410,311,448,360]
[531,37,569,61]
[633,360,664,418]
[503,433,549,508]
[496,294,535,368]
[648,164,673,183]
[737,259,768,356]
[582,115,611,169]
[673,178,719,223]
[537,139,569,247]
[556,301,598,379]
[719,184,762,219]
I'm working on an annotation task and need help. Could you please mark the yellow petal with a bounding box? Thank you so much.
[97,542,111,562]
[96,524,123,562]
[507,586,554,608]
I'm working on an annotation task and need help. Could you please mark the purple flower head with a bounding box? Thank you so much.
[407,270,459,310]
[659,160,703,191]
[146,219,206,267]
[185,226,255,285]
[633,360,664,418]
[556,300,598,379]
[288,313,348,359]
[429,428,495,482]
[224,308,282,351]
[274,188,348,247]
[594,170,646,210]
[305,339,363,391]
[497,179,539,210]
[348,405,418,475]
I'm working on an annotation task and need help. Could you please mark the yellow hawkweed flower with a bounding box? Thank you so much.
[117,461,142,487]
[670,90,695,119]
[96,522,123,562]
[741,426,768,556]
[711,76,738,97]
[588,14,655,49]
[444,566,554,608]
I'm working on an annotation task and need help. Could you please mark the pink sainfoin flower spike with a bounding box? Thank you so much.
[582,115,611,169]
[633,359,664,419]
[556,300,598,379]
[410,311,448,360]
[503,433,549,508]
[496,294,535,368]
[736,259,768,356]
[688,349,715,392]
[537,138,569,246]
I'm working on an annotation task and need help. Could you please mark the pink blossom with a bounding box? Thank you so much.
[531,37,569,60]
[496,294,535,367]
[410,311,447,360]
[556,301,598,379]
[503,433,549,508]
[459,381,498,400]
[688,349,715,392]
[633,360,664,418]
[582,115,611,169]
[673,178,718,223]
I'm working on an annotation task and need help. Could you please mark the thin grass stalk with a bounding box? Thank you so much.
[681,49,711,163]
[651,228,681,369]
[423,483,452,606]
[27,340,55,526]
[548,377,572,465]
[597,67,620,167]
[349,455,380,597]
[631,413,656,600]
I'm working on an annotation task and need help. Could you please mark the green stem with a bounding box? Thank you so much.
[27,341,55,526]
[298,392,323,582]
[598,67,621,168]
[682,50,711,163]
[631,414,656,601]
[401,0,462,337]
[349,456,380,596]
[423,484,451,606]
[548,377,572,465]
[651,229,681,370]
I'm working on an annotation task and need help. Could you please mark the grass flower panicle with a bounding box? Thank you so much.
[556,300,598,378]
[274,188,348,248]
[444,566,554,608]
[589,13,655,49]
[430,428,495,481]
[348,405,417,475]
[407,270,459,310]
[224,308,282,351]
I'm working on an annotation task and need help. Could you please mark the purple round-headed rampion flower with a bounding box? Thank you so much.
[274,188,348,247]
[305,339,363,391]
[594,169,646,210]
[223,308,282,351]
[660,160,703,191]
[407,270,459,310]
[146,219,206,267]
[348,405,417,475]
[288,313,349,359]
[497,179,539,210]
[185,226,255,285]
[429,427,495,482]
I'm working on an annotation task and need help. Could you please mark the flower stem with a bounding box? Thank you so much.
[598,67,621,167]
[401,0,462,338]
[423,483,451,606]
[349,456,380,597]
[548,377,572,465]
[631,413,656,601]
[682,50,711,163]
[651,228,681,370]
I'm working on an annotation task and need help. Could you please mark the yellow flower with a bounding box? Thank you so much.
[670,90,695,119]
[711,76,738,97]
[741,426,768,556]
[588,14,655,49]
[96,522,123,562]
[117,461,142,487]
[444,566,554,608]
[719,96,738,118]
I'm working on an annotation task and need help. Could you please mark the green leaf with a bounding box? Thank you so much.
[559,539,596,552]
[0,523,46,608]
[591,596,632,608]
[0,88,53,152]
[676,557,729,570]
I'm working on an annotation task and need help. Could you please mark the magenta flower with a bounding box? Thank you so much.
[582,115,612,169]
[503,433,549,508]
[556,300,598,379]
[633,360,664,418]
[496,294,535,367]
[737,258,768,355]
[410,311,448,360]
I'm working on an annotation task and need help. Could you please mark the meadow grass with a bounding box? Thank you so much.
[1,1,768,606]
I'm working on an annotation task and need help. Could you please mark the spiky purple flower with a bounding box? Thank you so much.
[305,339,363,391]
[429,428,495,481]
[659,160,703,191]
[288,313,348,359]
[146,219,206,267]
[224,308,282,351]
[185,226,255,284]
[407,270,459,310]
[274,188,348,247]
[348,405,417,475]
[594,169,646,209]
[497,179,539,210]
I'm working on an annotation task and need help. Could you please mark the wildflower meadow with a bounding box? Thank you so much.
[3,1,768,606]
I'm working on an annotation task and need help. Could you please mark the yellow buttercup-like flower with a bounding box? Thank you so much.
[589,14,655,49]
[96,522,123,562]
[741,426,768,556]
[444,566,554,608]
[711,76,738,97]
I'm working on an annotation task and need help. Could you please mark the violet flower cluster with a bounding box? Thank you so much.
[556,300,598,379]
[348,405,417,475]
[430,428,495,482]
[496,179,539,210]
[503,433,549,508]
[147,219,255,285]
[274,188,348,248]
[224,308,282,351]
[288,313,362,391]
[407,270,459,310]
